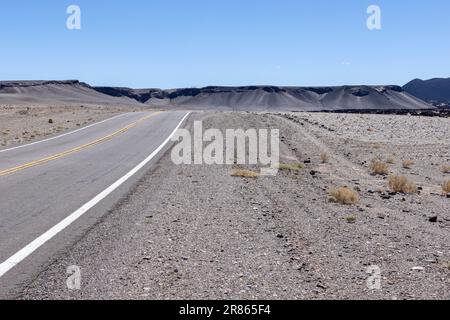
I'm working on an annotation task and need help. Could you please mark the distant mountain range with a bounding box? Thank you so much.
[403,78,450,105]
[1,78,447,111]
[94,85,431,111]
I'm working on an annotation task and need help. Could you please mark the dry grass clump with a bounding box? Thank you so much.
[442,180,450,195]
[345,215,357,224]
[388,175,417,194]
[402,159,415,169]
[370,160,390,176]
[320,153,330,163]
[386,156,396,164]
[371,143,382,149]
[445,261,450,270]
[230,168,260,178]
[329,187,359,205]
[278,163,304,171]
[441,165,450,174]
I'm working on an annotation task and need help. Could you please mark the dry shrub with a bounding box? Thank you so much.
[388,175,417,194]
[230,169,260,178]
[442,180,450,194]
[329,187,359,205]
[345,215,357,224]
[441,165,450,174]
[372,144,382,149]
[402,159,414,169]
[370,160,390,175]
[278,163,304,171]
[320,153,330,163]
[386,156,396,164]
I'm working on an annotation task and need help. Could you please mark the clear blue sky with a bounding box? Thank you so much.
[1,0,449,88]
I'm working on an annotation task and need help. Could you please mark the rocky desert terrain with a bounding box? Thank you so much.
[0,104,146,148]
[17,111,449,300]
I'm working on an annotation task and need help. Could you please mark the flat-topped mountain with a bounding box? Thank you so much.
[94,84,432,111]
[0,80,141,106]
[0,80,433,111]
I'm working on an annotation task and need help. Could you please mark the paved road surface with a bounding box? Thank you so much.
[0,110,189,298]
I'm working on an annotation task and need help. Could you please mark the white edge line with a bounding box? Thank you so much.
[0,113,131,154]
[0,111,191,278]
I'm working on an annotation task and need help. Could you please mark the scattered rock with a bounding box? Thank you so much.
[429,216,438,223]
[411,266,425,271]
[316,283,327,290]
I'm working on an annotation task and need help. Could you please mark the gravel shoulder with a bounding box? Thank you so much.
[18,111,450,300]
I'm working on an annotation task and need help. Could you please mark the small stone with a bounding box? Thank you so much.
[316,283,327,289]
[411,266,425,271]
[429,216,438,223]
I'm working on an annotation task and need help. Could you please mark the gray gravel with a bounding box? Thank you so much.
[19,112,450,300]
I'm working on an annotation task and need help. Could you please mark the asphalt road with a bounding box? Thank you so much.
[0,110,190,298]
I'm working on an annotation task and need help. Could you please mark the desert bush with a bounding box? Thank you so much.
[402,159,414,169]
[442,180,450,194]
[320,153,330,163]
[345,215,357,223]
[278,163,304,171]
[372,143,382,149]
[370,160,390,175]
[329,187,359,205]
[388,175,417,194]
[230,169,260,178]
[441,165,450,174]
[386,156,396,164]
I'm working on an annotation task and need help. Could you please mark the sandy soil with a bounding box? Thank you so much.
[0,104,146,148]
[18,111,450,300]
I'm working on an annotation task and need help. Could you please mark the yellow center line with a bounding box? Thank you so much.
[0,112,162,177]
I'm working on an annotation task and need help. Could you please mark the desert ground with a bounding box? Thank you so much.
[7,109,448,300]
[0,104,146,148]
